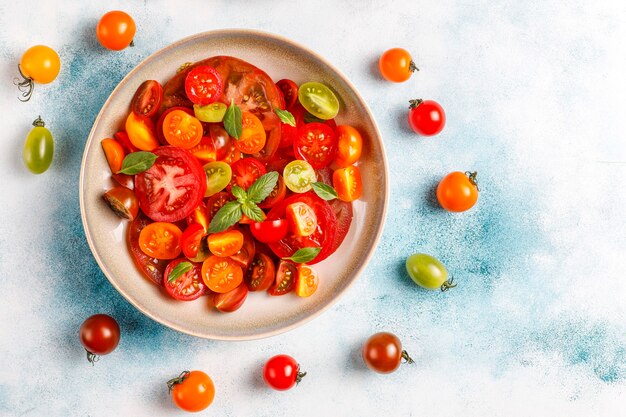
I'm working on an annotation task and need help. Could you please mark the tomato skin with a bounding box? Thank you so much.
[333,165,363,202]
[162,110,203,149]
[294,123,337,169]
[408,99,445,136]
[236,111,267,154]
[128,213,168,285]
[250,219,289,243]
[268,260,297,296]
[229,227,256,268]
[79,314,120,361]
[96,11,136,51]
[245,253,275,291]
[295,265,319,297]
[436,171,478,212]
[112,173,134,190]
[334,125,363,167]
[114,130,138,153]
[207,230,244,257]
[362,332,411,374]
[213,283,248,312]
[263,355,304,391]
[125,112,159,151]
[156,106,194,145]
[201,255,244,293]
[138,222,183,260]
[101,138,125,173]
[170,370,215,412]
[163,258,206,301]
[181,223,206,258]
[186,201,209,233]
[190,136,217,163]
[131,80,163,118]
[276,79,299,108]
[20,45,60,84]
[185,66,223,105]
[103,186,139,220]
[379,48,417,82]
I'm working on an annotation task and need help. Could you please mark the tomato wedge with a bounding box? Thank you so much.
[230,158,267,190]
[128,213,168,286]
[207,230,244,257]
[245,253,275,291]
[134,146,206,222]
[213,283,248,312]
[276,79,299,109]
[286,202,317,237]
[101,138,125,173]
[131,80,163,118]
[268,260,297,296]
[181,223,206,259]
[201,256,243,293]
[295,264,319,297]
[333,165,363,202]
[163,258,207,301]
[294,122,336,169]
[235,111,266,154]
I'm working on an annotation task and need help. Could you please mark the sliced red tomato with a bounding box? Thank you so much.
[268,260,297,296]
[229,227,256,269]
[131,80,163,118]
[128,213,168,286]
[294,122,337,169]
[257,174,286,209]
[295,264,319,297]
[266,192,337,265]
[245,253,276,291]
[276,79,298,109]
[189,136,216,163]
[230,158,267,190]
[250,219,289,243]
[181,223,206,259]
[207,230,244,257]
[157,106,194,145]
[206,192,234,222]
[134,146,207,222]
[163,258,206,301]
[201,256,243,293]
[213,283,248,312]
[185,66,223,105]
[114,130,138,153]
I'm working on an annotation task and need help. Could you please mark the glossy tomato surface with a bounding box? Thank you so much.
[163,258,206,301]
[79,314,121,357]
[128,213,168,285]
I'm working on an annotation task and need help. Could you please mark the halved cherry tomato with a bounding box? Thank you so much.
[235,111,266,154]
[245,253,275,291]
[181,223,206,259]
[219,140,243,164]
[213,283,248,313]
[188,236,211,263]
[128,213,168,285]
[103,186,138,220]
[204,161,232,197]
[125,112,159,151]
[114,131,138,153]
[112,173,134,189]
[276,79,299,109]
[185,66,223,105]
[250,219,289,243]
[316,167,354,253]
[207,230,244,257]
[286,202,317,237]
[101,138,125,173]
[138,222,182,260]
[230,158,267,190]
[156,106,194,145]
[163,258,206,301]
[334,125,363,167]
[189,136,217,163]
[201,256,243,293]
[134,146,206,222]
[269,260,297,296]
[294,122,336,169]
[186,201,209,233]
[229,227,256,268]
[206,192,234,221]
[162,110,203,149]
[208,124,231,159]
[131,80,163,118]
[258,174,287,209]
[295,265,319,297]
[333,165,363,202]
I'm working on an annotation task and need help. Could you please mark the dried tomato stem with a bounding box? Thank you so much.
[32,116,45,128]
[295,366,307,385]
[465,171,479,191]
[14,65,34,102]
[167,371,190,392]
[86,350,99,365]
[409,99,423,109]
[440,275,457,292]
[401,350,414,364]
[409,60,419,72]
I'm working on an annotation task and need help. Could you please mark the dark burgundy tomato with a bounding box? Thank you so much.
[213,283,248,312]
[268,260,297,296]
[163,258,206,301]
[79,314,121,363]
[294,122,337,169]
[185,66,223,105]
[276,79,299,109]
[362,332,413,374]
[229,227,256,269]
[250,219,288,243]
[263,355,306,391]
[131,80,163,118]
[245,253,275,291]
[408,99,446,136]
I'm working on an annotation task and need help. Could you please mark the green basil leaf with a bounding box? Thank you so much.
[247,171,279,204]
[208,201,243,233]
[231,185,247,202]
[223,99,242,140]
[167,261,193,284]
[241,202,265,222]
[282,247,322,264]
[275,108,296,127]
[117,151,157,175]
[311,182,338,200]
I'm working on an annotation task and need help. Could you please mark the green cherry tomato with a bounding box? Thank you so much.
[283,160,316,193]
[194,102,228,123]
[298,82,339,120]
[204,161,232,197]
[23,116,53,174]
[405,253,456,291]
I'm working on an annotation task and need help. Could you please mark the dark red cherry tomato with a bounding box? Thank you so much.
[79,314,121,364]
[131,80,163,118]
[362,332,414,374]
[276,79,299,108]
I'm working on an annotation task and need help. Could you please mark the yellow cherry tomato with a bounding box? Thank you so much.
[16,45,60,101]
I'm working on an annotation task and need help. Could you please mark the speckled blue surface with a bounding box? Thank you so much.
[1,1,626,415]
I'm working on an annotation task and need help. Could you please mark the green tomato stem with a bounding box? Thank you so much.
[465,171,480,191]
[409,60,419,73]
[295,365,307,385]
[409,99,423,109]
[85,349,99,365]
[15,64,34,102]
[32,116,45,127]
[167,371,190,392]
[440,276,457,292]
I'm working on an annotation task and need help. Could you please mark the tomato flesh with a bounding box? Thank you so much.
[201,255,244,293]
[213,283,248,312]
[163,110,203,149]
[128,213,168,285]
[131,80,163,118]
[236,111,267,154]
[286,202,317,237]
[269,260,298,296]
[276,79,299,109]
[185,66,223,105]
[296,265,319,297]
[138,222,183,260]
[207,230,244,257]
[157,106,194,146]
[333,165,363,202]
[245,253,275,291]
[294,122,336,169]
[163,258,206,301]
[230,158,267,190]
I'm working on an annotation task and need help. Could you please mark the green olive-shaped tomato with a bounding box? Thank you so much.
[405,253,456,291]
[23,116,53,174]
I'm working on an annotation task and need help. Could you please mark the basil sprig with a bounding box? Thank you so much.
[117,151,157,175]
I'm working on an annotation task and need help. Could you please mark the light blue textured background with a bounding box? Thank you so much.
[1,1,625,415]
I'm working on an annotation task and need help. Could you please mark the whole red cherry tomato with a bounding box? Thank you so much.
[408,99,445,136]
[79,314,121,364]
[263,355,306,391]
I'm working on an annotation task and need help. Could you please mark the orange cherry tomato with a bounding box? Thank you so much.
[162,109,203,149]
[332,165,363,202]
[295,264,319,297]
[168,370,215,413]
[201,255,244,293]
[189,136,217,163]
[20,45,60,84]
[96,11,136,51]
[235,111,266,154]
[334,125,363,168]
[436,171,479,212]
[207,230,244,257]
[138,222,182,260]
[286,202,317,237]
[101,138,125,173]
[125,112,159,151]
[378,48,418,82]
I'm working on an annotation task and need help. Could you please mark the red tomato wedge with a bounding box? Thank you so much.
[245,253,275,291]
[134,146,206,222]
[213,283,248,313]
[316,167,353,253]
[230,158,267,190]
[163,258,207,301]
[127,213,168,286]
[276,79,299,108]
[294,122,337,169]
[268,260,298,296]
[229,227,256,269]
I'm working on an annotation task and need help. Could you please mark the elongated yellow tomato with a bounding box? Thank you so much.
[125,112,159,151]
[23,116,54,174]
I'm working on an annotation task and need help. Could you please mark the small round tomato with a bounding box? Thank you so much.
[189,136,217,163]
[245,253,275,291]
[101,138,125,173]
[138,222,182,260]
[203,161,232,197]
[163,258,206,301]
[185,66,223,105]
[125,112,159,151]
[162,109,203,149]
[268,260,297,296]
[181,223,206,259]
[207,230,244,257]
[250,219,289,243]
[379,48,418,82]
[276,79,299,108]
[408,99,445,136]
[283,160,316,193]
[229,228,256,269]
[286,202,317,237]
[168,370,215,412]
[298,82,339,120]
[96,11,136,51]
[16,45,60,101]
[201,255,243,293]
[230,158,267,190]
[334,125,363,167]
[206,192,234,221]
[236,111,267,154]
[333,165,363,202]
[79,314,120,364]
[263,355,306,391]
[406,253,456,291]
[295,265,319,297]
[156,106,194,145]
[294,122,336,169]
[258,174,286,209]
[131,80,163,118]
[213,283,248,313]
[103,186,139,220]
[362,332,414,374]
[436,171,479,212]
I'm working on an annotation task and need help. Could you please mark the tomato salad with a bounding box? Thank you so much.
[101,56,364,313]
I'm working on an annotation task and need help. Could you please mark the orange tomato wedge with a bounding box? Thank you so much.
[332,165,363,202]
[334,125,363,168]
[207,230,244,257]
[286,202,317,236]
[125,112,159,151]
[295,264,319,297]
[101,138,125,173]
[235,111,266,154]
[201,255,244,293]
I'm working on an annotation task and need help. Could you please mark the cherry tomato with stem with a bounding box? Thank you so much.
[379,48,418,82]
[79,314,121,364]
[96,11,136,51]
[362,332,414,374]
[408,99,446,136]
[15,46,60,101]
[23,116,54,174]
[436,171,479,212]
[405,253,456,291]
[263,355,306,391]
[167,370,215,412]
